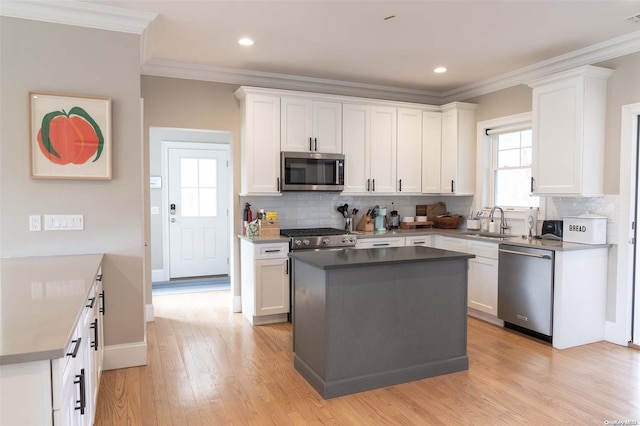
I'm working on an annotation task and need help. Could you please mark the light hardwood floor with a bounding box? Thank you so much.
[95,290,640,425]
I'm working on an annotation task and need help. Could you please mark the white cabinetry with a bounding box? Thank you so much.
[421,111,442,194]
[355,236,405,249]
[437,103,477,195]
[0,260,103,426]
[396,108,423,194]
[240,240,290,325]
[528,65,613,196]
[281,97,342,153]
[466,240,499,317]
[434,236,499,320]
[342,104,397,194]
[235,88,281,195]
[405,235,433,247]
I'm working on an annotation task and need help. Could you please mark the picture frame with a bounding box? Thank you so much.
[30,92,112,180]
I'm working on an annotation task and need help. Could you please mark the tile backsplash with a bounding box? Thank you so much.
[241,193,474,230]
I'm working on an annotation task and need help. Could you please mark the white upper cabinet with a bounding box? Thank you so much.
[438,103,477,195]
[281,97,342,153]
[396,107,423,194]
[235,88,282,195]
[528,65,613,196]
[421,111,442,194]
[342,104,396,194]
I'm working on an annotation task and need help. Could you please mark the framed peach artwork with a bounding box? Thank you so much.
[30,92,112,180]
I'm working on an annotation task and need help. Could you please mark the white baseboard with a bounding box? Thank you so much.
[468,309,504,327]
[606,320,630,346]
[151,269,166,282]
[233,295,242,313]
[146,303,154,322]
[103,341,147,370]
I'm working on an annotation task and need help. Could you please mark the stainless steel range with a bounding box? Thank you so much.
[280,227,357,251]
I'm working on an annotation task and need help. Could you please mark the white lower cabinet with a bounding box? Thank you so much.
[355,237,405,249]
[241,240,290,325]
[1,264,103,426]
[434,235,499,320]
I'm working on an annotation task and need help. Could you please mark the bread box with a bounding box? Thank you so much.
[562,214,606,245]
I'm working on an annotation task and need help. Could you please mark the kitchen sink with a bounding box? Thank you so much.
[462,231,520,240]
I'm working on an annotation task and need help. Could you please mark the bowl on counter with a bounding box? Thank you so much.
[433,215,463,229]
[402,216,414,223]
[415,216,428,222]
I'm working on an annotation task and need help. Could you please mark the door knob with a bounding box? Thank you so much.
[170,218,176,223]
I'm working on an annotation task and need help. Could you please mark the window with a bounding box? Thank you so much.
[491,129,539,208]
[180,158,218,217]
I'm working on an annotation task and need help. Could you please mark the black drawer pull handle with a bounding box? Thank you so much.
[67,337,81,358]
[373,243,390,247]
[99,291,105,315]
[86,297,95,309]
[74,368,86,414]
[90,318,99,351]
[264,249,281,253]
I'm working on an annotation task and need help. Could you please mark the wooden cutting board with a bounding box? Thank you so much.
[416,202,446,221]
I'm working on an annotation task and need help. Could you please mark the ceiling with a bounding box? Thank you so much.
[6,1,640,102]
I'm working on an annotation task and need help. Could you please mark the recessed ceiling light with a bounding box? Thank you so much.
[239,38,254,46]
[434,67,447,73]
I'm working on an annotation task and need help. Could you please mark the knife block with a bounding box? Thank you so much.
[356,214,374,232]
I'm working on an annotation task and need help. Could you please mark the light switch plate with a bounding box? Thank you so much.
[44,214,84,231]
[29,215,41,232]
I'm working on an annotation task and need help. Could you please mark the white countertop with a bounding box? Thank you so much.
[0,254,103,365]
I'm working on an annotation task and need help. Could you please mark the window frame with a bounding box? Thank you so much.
[475,112,544,219]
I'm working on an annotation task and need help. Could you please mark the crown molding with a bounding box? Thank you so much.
[141,59,443,105]
[440,30,640,103]
[0,0,157,34]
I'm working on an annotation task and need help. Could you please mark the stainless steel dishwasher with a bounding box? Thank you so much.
[498,244,554,342]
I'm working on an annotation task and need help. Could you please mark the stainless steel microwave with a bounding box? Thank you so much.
[281,151,345,192]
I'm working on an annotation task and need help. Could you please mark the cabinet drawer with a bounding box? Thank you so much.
[435,236,467,253]
[405,235,433,247]
[466,240,498,259]
[356,237,405,249]
[254,242,289,259]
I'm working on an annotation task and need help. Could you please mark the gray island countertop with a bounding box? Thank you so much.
[289,246,474,269]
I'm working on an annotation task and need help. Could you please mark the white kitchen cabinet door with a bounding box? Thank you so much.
[281,98,342,153]
[396,107,422,194]
[422,111,442,194]
[369,106,397,193]
[440,103,476,195]
[240,240,289,325]
[281,97,313,152]
[313,101,342,153]
[255,258,290,316]
[236,89,281,195]
[468,257,499,316]
[355,237,405,249]
[405,235,433,247]
[342,103,371,193]
[529,66,612,196]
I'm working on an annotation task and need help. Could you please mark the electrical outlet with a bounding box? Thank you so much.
[29,215,41,232]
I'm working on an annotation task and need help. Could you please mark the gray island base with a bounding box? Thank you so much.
[290,246,474,399]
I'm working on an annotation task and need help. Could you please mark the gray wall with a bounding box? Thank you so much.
[0,17,145,346]
[141,76,241,302]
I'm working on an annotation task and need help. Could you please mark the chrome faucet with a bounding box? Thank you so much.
[489,206,508,235]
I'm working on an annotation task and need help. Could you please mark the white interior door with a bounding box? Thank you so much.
[168,147,229,278]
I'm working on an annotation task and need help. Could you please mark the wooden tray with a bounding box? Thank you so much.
[400,221,434,229]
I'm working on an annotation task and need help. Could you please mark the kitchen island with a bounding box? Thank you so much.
[289,246,474,399]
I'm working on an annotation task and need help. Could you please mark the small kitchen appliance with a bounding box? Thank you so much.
[389,203,399,229]
[541,220,563,239]
[374,206,387,231]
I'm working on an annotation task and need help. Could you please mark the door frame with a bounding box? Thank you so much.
[613,102,640,345]
[161,139,231,281]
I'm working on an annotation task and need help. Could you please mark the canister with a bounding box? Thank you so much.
[562,214,607,244]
